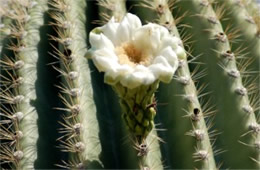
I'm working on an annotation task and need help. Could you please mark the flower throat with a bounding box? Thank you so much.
[115,42,151,67]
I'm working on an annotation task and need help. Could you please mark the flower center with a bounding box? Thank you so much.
[115,43,151,67]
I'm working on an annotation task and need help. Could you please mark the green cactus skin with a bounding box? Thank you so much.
[0,16,12,53]
[0,1,52,169]
[128,0,217,169]
[49,0,105,169]
[241,0,260,19]
[212,0,260,93]
[173,0,259,168]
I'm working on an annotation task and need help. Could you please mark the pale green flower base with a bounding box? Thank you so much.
[112,81,159,142]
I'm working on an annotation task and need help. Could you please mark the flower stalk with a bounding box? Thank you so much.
[115,81,159,141]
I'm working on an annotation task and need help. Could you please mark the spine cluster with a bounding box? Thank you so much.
[0,0,46,169]
[49,0,101,168]
[128,0,218,169]
[173,0,259,168]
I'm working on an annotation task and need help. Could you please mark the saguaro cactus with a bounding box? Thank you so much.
[0,0,259,169]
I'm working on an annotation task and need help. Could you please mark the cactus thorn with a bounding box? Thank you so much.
[13,150,24,160]
[200,0,209,7]
[178,76,190,85]
[255,142,260,150]
[249,123,260,134]
[68,71,78,80]
[245,15,255,24]
[207,16,218,24]
[242,105,253,114]
[12,95,24,104]
[215,32,227,43]
[194,129,205,141]
[222,50,235,60]
[14,60,25,69]
[12,112,24,121]
[178,59,186,68]
[73,123,82,135]
[227,69,240,78]
[194,150,208,161]
[235,87,247,96]
[69,88,80,97]
[71,104,80,114]
[15,131,23,140]
[75,142,85,153]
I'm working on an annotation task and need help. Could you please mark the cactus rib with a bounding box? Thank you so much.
[173,0,260,168]
[49,0,102,168]
[0,1,48,169]
[127,0,217,169]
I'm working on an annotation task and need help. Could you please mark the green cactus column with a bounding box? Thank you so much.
[173,0,260,168]
[49,0,103,168]
[241,0,260,19]
[0,1,51,169]
[212,0,260,93]
[128,0,217,169]
[0,15,12,54]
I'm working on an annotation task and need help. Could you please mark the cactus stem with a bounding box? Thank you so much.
[50,0,103,168]
[173,0,259,168]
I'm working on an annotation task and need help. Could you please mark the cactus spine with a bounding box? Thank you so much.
[49,0,103,168]
[0,1,47,169]
[173,0,259,168]
[128,0,217,169]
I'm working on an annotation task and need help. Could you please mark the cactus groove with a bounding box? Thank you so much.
[0,0,259,169]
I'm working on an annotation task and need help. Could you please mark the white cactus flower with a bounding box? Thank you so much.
[89,13,186,89]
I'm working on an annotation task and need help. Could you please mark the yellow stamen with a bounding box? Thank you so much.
[115,43,151,67]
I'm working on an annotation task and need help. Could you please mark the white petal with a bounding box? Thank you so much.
[142,71,156,85]
[92,56,118,72]
[132,25,158,53]
[152,23,169,40]
[134,65,155,84]
[158,47,178,67]
[89,13,182,88]
[125,13,142,30]
[117,64,134,75]
[89,32,114,50]
[92,48,119,72]
[120,65,155,88]
[104,71,119,85]
[132,23,169,54]
[94,48,118,60]
[160,36,179,50]
[101,17,119,44]
[117,20,130,44]
[104,65,130,85]
[135,64,148,71]
[153,55,171,66]
[148,64,174,83]
[116,13,142,45]
[104,64,134,85]
[121,74,142,89]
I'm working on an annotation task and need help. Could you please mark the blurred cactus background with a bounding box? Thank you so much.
[0,0,259,169]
